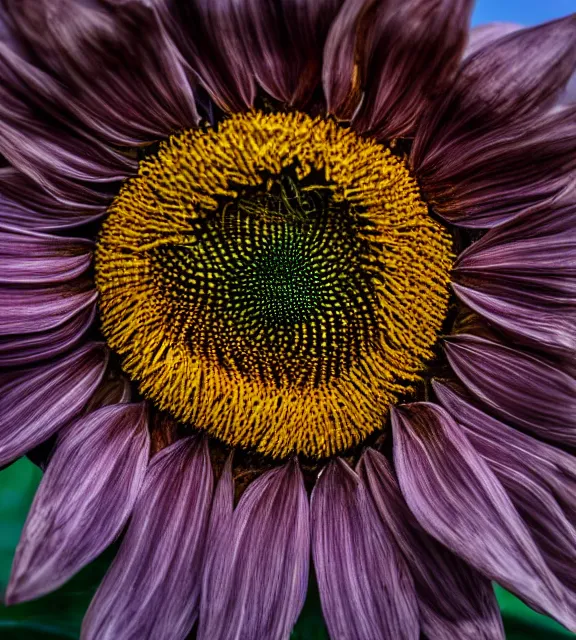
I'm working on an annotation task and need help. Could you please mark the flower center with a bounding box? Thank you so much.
[95,111,453,459]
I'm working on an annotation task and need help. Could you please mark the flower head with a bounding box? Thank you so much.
[0,1,575,638]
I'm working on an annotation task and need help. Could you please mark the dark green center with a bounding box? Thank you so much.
[152,171,378,386]
[228,229,322,327]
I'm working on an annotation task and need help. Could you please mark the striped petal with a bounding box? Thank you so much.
[312,458,419,640]
[0,343,108,466]
[434,381,576,597]
[392,402,576,630]
[6,403,149,603]
[198,459,309,640]
[359,448,504,639]
[444,334,576,445]
[83,437,212,640]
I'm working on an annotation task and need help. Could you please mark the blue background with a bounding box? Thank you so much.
[472,0,574,26]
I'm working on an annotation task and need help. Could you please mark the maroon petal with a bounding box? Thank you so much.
[0,301,96,366]
[0,224,92,284]
[157,0,256,113]
[359,448,504,640]
[198,460,309,640]
[392,402,576,630]
[0,342,108,466]
[444,334,576,445]
[412,15,576,227]
[0,284,97,336]
[6,403,149,603]
[416,105,576,227]
[82,437,212,640]
[434,381,576,596]
[1,0,199,146]
[311,458,419,640]
[324,0,473,137]
[464,23,522,58]
[231,0,343,107]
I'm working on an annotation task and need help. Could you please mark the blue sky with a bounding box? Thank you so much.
[472,0,574,26]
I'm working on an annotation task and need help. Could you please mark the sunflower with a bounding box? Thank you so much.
[0,0,575,638]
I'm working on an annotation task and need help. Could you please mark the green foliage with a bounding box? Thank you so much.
[0,458,574,639]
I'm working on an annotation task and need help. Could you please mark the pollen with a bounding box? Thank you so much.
[95,111,453,459]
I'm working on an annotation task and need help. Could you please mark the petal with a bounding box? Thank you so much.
[412,15,576,227]
[203,453,234,558]
[6,402,149,603]
[0,167,109,231]
[0,285,97,335]
[157,0,256,113]
[415,15,576,153]
[232,0,343,107]
[0,301,96,366]
[392,402,576,630]
[414,105,576,227]
[434,381,576,595]
[359,448,504,640]
[0,342,108,466]
[444,334,576,445]
[325,0,474,137]
[455,201,576,273]
[1,0,199,146]
[82,437,212,640]
[452,282,575,357]
[198,460,310,640]
[0,224,92,284]
[453,204,576,350]
[311,458,419,640]
[453,202,576,355]
[464,23,522,59]
[560,70,576,105]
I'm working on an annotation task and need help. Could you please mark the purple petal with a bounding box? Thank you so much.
[453,203,576,352]
[392,402,576,630]
[359,449,504,639]
[444,334,576,445]
[326,0,474,137]
[82,437,212,640]
[412,15,576,227]
[452,282,575,357]
[0,224,92,284]
[560,70,576,105]
[203,454,234,559]
[232,0,343,107]
[198,460,309,640]
[0,167,108,230]
[434,380,576,596]
[464,23,522,58]
[0,114,135,194]
[0,301,96,366]
[0,342,108,466]
[311,458,419,640]
[1,1,199,146]
[157,0,255,113]
[6,403,149,603]
[0,284,97,335]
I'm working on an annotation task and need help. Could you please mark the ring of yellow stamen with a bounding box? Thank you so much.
[96,111,452,459]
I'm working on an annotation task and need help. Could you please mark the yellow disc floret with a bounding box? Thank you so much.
[96,111,452,458]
